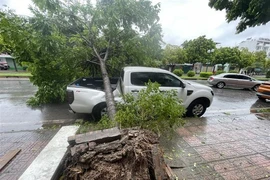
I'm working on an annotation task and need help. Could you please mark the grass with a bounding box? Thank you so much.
[257,78,270,81]
[181,76,208,80]
[0,71,32,77]
[257,108,270,113]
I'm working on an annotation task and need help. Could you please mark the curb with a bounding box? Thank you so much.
[19,125,79,180]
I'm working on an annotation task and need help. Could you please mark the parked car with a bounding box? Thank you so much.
[0,59,9,70]
[256,82,270,101]
[67,66,214,120]
[207,73,262,91]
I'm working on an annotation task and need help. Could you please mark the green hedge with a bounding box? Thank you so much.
[173,69,184,77]
[200,72,213,78]
[229,70,238,73]
[266,71,270,78]
[216,70,225,75]
[187,70,195,77]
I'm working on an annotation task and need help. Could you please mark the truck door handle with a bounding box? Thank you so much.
[131,90,139,93]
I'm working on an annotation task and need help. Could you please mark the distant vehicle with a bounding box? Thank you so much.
[0,59,9,70]
[256,82,270,101]
[207,73,262,91]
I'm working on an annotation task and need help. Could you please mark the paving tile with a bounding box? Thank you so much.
[261,151,270,159]
[183,136,204,147]
[200,152,224,162]
[177,127,193,137]
[242,166,270,179]
[209,160,236,173]
[219,169,248,180]
[211,132,234,143]
[0,130,58,179]
[229,157,254,169]
[245,154,270,166]
[215,149,239,159]
[186,126,204,134]
[242,140,269,152]
[163,114,270,179]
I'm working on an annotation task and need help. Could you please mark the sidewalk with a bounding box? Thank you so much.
[161,113,270,179]
[0,129,58,180]
[1,112,270,179]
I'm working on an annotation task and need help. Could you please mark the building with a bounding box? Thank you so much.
[238,38,270,58]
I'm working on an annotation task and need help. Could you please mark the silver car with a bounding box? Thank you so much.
[207,73,262,91]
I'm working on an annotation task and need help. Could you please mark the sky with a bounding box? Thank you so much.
[1,0,270,47]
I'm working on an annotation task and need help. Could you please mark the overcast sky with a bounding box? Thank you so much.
[1,0,269,47]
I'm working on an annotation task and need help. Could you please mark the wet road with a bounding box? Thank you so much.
[0,79,269,133]
[0,79,88,133]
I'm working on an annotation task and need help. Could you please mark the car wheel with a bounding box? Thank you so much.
[92,102,107,121]
[258,96,266,102]
[252,85,260,92]
[186,100,207,117]
[216,82,225,89]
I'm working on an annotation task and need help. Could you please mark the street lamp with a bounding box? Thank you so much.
[206,49,215,72]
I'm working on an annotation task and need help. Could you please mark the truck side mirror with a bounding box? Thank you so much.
[181,83,186,88]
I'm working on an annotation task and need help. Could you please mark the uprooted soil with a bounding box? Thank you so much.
[61,128,170,180]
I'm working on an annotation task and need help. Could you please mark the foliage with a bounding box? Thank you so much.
[266,71,270,78]
[1,0,162,110]
[30,0,162,118]
[100,82,186,135]
[75,120,97,134]
[187,71,195,77]
[182,35,216,64]
[209,0,270,33]
[216,70,225,75]
[238,48,255,69]
[200,72,213,78]
[213,47,241,65]
[265,60,270,70]
[229,70,238,73]
[162,44,187,65]
[173,69,184,77]
[252,51,267,69]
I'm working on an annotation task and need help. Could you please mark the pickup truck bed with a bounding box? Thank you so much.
[68,77,119,90]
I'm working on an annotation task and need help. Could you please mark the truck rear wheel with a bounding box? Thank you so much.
[92,102,107,121]
[186,100,207,117]
[258,96,266,102]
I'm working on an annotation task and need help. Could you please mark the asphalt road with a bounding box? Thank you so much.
[0,79,269,133]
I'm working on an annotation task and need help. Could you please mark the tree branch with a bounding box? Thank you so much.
[93,46,102,60]
[104,40,111,61]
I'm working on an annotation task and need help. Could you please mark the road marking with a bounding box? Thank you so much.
[206,108,250,113]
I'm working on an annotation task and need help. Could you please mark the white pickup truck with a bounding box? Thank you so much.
[67,66,214,120]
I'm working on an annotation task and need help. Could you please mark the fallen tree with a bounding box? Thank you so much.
[62,128,175,180]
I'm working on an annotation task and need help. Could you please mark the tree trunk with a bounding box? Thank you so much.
[93,46,117,121]
[98,58,117,120]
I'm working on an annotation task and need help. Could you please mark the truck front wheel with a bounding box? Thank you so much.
[92,102,107,121]
[186,100,207,117]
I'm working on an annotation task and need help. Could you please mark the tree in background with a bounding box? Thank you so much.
[209,0,270,33]
[238,48,255,69]
[213,47,241,65]
[162,44,187,65]
[182,35,216,64]
[253,51,267,69]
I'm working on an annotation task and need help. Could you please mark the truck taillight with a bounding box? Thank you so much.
[66,90,74,104]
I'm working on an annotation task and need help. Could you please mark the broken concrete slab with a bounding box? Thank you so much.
[74,127,121,144]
